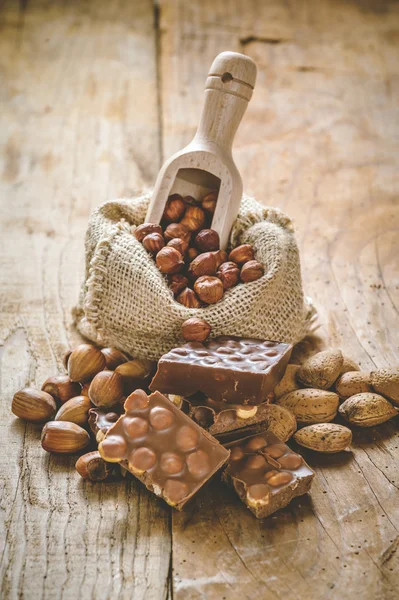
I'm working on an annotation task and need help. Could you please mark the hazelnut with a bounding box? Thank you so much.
[228,244,254,266]
[188,251,219,279]
[41,375,82,404]
[134,223,163,242]
[142,232,165,255]
[162,194,186,222]
[76,451,114,481]
[68,344,106,383]
[115,359,154,394]
[164,222,191,243]
[168,274,189,296]
[181,318,211,342]
[217,261,240,290]
[115,359,154,381]
[176,288,202,308]
[55,395,91,426]
[41,421,91,454]
[180,206,206,232]
[12,388,57,423]
[194,276,224,305]
[81,382,90,396]
[214,250,228,268]
[63,349,72,370]
[101,347,129,370]
[187,247,199,261]
[240,260,264,283]
[194,229,220,252]
[167,237,189,255]
[89,370,124,407]
[183,195,199,206]
[202,192,217,214]
[156,247,184,274]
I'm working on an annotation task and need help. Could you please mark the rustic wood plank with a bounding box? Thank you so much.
[158,0,399,598]
[0,1,171,599]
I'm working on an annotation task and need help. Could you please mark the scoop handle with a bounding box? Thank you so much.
[193,51,257,153]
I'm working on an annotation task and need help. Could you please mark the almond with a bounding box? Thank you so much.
[339,393,397,427]
[297,349,343,389]
[41,421,91,453]
[261,404,297,442]
[294,423,352,453]
[12,388,57,423]
[55,395,91,426]
[274,364,301,399]
[335,371,372,398]
[276,389,339,424]
[340,356,361,374]
[370,366,399,406]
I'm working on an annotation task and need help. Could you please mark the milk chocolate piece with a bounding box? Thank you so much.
[224,431,314,518]
[150,337,292,404]
[181,394,296,441]
[88,406,123,442]
[98,390,230,510]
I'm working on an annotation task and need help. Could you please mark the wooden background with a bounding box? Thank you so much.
[1,0,398,598]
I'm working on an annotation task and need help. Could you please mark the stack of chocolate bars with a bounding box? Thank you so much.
[91,336,315,518]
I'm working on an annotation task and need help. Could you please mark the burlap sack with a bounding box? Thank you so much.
[73,191,315,360]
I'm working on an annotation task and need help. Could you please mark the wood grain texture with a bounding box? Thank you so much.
[1,0,398,599]
[158,0,399,598]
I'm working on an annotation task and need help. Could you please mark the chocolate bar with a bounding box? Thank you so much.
[181,394,297,441]
[98,390,230,509]
[150,336,292,404]
[88,406,123,442]
[223,431,314,518]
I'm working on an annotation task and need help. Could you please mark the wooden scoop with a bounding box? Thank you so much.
[145,51,257,250]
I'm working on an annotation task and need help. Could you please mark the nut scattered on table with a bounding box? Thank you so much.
[41,421,91,454]
[55,395,92,426]
[76,451,114,481]
[338,392,397,427]
[274,364,301,399]
[101,347,129,370]
[89,370,124,408]
[276,388,339,424]
[294,423,353,454]
[297,349,343,390]
[370,366,399,406]
[67,344,106,383]
[12,388,57,423]
[41,375,81,404]
[335,371,372,398]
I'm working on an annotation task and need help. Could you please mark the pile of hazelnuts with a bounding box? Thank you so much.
[134,192,264,307]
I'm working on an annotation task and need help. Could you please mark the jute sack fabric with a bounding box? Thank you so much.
[73,191,315,361]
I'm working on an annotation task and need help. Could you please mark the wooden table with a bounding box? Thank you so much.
[1,1,398,598]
